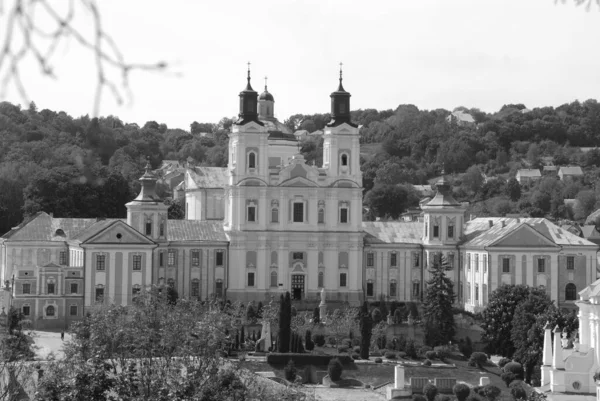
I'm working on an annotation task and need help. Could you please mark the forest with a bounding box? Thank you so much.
[1,98,600,235]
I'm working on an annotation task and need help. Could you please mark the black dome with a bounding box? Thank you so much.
[259,90,274,102]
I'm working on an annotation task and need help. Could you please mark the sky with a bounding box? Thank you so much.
[2,0,600,130]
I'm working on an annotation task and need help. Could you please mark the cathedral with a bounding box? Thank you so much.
[1,68,598,330]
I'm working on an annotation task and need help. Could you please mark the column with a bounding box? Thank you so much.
[256,244,267,290]
[551,254,558,303]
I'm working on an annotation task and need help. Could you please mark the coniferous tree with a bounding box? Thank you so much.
[278,292,292,352]
[240,325,245,345]
[423,255,456,346]
[359,301,372,359]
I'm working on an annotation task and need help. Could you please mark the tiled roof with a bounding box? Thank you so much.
[559,166,584,176]
[516,169,541,177]
[187,167,228,189]
[362,221,423,244]
[168,220,228,242]
[1,212,98,241]
[581,225,600,239]
[72,219,123,242]
[463,217,596,248]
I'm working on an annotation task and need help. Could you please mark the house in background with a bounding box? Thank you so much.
[581,225,600,246]
[516,169,542,185]
[558,166,584,181]
[446,110,475,127]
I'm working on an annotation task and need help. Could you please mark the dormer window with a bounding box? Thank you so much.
[248,152,256,169]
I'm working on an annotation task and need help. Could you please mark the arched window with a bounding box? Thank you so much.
[248,152,256,169]
[566,283,577,301]
[46,305,55,317]
[389,280,397,297]
[318,271,324,288]
[271,207,279,223]
[318,207,325,224]
[341,154,348,166]
[270,271,278,288]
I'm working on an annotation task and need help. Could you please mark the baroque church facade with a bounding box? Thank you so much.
[1,69,598,330]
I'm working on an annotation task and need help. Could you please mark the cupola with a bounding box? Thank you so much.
[133,159,160,203]
[327,63,357,128]
[258,76,275,119]
[235,63,263,126]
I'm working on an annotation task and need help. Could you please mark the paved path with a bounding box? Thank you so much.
[30,331,71,360]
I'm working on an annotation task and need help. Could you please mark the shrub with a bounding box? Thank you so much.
[484,385,502,401]
[374,357,383,363]
[436,346,451,361]
[412,395,426,401]
[397,351,407,358]
[266,353,353,366]
[510,384,527,400]
[437,396,452,401]
[453,383,471,401]
[312,334,325,347]
[423,383,438,401]
[342,338,352,348]
[352,353,360,360]
[284,360,297,381]
[328,358,343,381]
[459,337,473,358]
[425,351,437,360]
[327,336,337,346]
[370,351,382,357]
[405,340,418,359]
[498,357,511,369]
[469,352,488,368]
[385,351,396,359]
[351,337,360,346]
[337,346,349,353]
[423,359,432,366]
[501,372,517,387]
[372,307,383,324]
[418,345,433,358]
[353,346,360,353]
[504,362,524,379]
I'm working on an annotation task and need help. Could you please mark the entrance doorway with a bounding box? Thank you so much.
[291,275,304,300]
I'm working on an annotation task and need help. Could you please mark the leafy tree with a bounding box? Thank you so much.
[462,165,484,195]
[574,189,597,220]
[506,177,521,202]
[359,302,372,359]
[363,184,420,220]
[423,256,456,346]
[481,285,533,357]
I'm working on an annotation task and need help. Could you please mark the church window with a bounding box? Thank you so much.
[367,280,374,297]
[502,257,510,273]
[247,272,255,287]
[191,279,200,297]
[433,223,439,238]
[367,253,374,267]
[318,271,324,288]
[390,252,397,267]
[191,250,200,267]
[413,253,420,268]
[69,305,77,316]
[567,256,575,270]
[47,281,55,295]
[216,250,224,266]
[412,282,420,298]
[389,280,397,297]
[22,283,31,294]
[145,221,152,236]
[341,154,348,166]
[538,258,546,273]
[248,152,256,169]
[339,273,347,287]
[46,305,55,317]
[447,224,454,239]
[483,256,487,274]
[475,284,479,302]
[133,255,142,271]
[70,283,78,294]
[340,207,348,224]
[168,250,176,266]
[466,254,471,271]
[95,285,104,302]
[565,283,577,301]
[318,207,324,224]
[293,202,304,223]
[215,279,223,297]
[293,252,304,261]
[59,251,67,265]
[96,255,106,271]
[247,204,256,222]
[270,271,278,288]
[271,207,279,223]
[22,305,30,316]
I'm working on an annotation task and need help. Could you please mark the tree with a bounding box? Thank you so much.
[359,302,372,359]
[278,292,292,353]
[363,184,420,219]
[461,165,484,195]
[481,285,533,357]
[423,255,456,346]
[506,177,522,201]
[574,189,597,220]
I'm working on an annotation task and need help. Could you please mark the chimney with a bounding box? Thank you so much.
[501,221,506,228]
[488,220,493,228]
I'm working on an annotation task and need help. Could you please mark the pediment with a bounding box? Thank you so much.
[488,224,559,248]
[279,176,319,188]
[83,221,155,245]
[238,178,268,187]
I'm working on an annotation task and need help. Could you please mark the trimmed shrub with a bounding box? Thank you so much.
[412,395,426,401]
[469,352,488,368]
[385,351,396,359]
[459,337,473,358]
[328,358,343,381]
[342,338,352,348]
[305,330,314,351]
[437,396,452,401]
[423,383,438,401]
[352,353,360,360]
[504,362,524,380]
[501,372,517,387]
[267,353,353,366]
[483,385,501,401]
[510,384,527,400]
[370,351,382,357]
[423,359,432,366]
[353,346,360,353]
[351,338,360,346]
[453,383,471,401]
[498,357,511,369]
[284,360,297,381]
[418,345,433,358]
[327,336,337,346]
[338,346,349,353]
[397,351,407,358]
[425,351,437,360]
[312,334,325,347]
[372,307,383,324]
[374,357,383,363]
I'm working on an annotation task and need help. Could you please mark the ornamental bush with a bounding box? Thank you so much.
[412,395,426,401]
[510,383,527,400]
[425,350,437,360]
[469,351,488,368]
[327,358,343,382]
[423,383,438,401]
[405,339,418,359]
[312,334,325,347]
[374,357,382,363]
[337,346,349,353]
[504,362,524,379]
[384,351,396,359]
[423,359,432,366]
[483,385,502,401]
[501,372,517,387]
[453,383,471,401]
[284,360,296,381]
[498,357,511,368]
[352,353,360,360]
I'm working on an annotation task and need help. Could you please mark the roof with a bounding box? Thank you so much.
[259,89,274,102]
[448,111,475,123]
[73,219,123,242]
[463,217,597,248]
[586,209,600,225]
[1,212,98,241]
[516,169,541,178]
[559,166,584,176]
[187,167,228,188]
[362,221,423,244]
[168,220,228,242]
[581,225,600,239]
[423,177,461,207]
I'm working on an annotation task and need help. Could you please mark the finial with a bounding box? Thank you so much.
[144,156,151,172]
[264,76,268,91]
[247,61,251,81]
[339,62,343,83]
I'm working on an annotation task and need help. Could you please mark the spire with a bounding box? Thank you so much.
[236,62,263,126]
[133,157,159,202]
[327,62,356,128]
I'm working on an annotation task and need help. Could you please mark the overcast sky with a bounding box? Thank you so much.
[3,0,600,130]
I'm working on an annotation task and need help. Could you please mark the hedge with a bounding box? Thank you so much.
[266,353,354,366]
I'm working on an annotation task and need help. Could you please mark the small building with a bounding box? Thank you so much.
[580,225,600,246]
[558,166,584,181]
[413,185,434,198]
[446,110,475,126]
[293,130,309,140]
[515,169,542,185]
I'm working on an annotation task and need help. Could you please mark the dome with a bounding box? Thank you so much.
[259,90,274,102]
